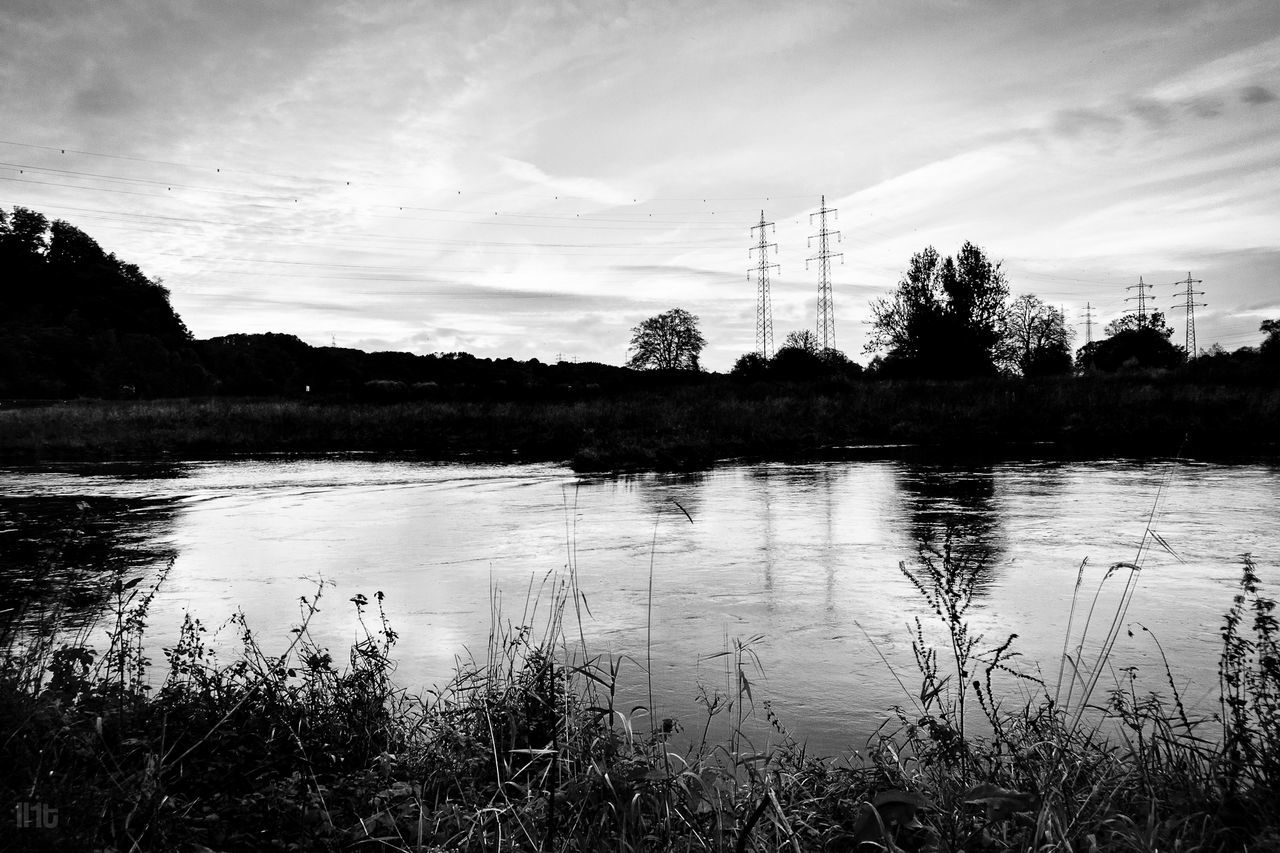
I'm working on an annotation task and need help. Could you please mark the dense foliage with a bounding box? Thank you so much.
[1076,311,1185,372]
[625,307,707,371]
[731,329,861,382]
[866,242,1009,379]
[0,207,205,397]
[998,293,1074,377]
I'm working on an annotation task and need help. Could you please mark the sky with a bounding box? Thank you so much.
[2,0,1278,371]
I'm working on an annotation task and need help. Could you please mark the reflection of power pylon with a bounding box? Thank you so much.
[807,195,842,352]
[1172,272,1205,358]
[748,211,778,359]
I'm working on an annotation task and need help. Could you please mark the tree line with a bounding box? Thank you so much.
[627,241,1279,381]
[3,206,1277,401]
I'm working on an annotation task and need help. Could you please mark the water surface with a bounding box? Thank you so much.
[2,456,1276,754]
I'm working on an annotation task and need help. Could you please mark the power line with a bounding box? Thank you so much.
[0,200,731,254]
[0,139,820,203]
[748,211,779,359]
[0,161,285,198]
[807,195,842,352]
[0,161,754,230]
[2,172,752,232]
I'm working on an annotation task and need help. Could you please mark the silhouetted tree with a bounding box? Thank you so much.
[999,293,1073,376]
[1261,319,1280,367]
[626,308,706,370]
[1076,310,1184,372]
[0,207,200,396]
[771,343,826,378]
[0,206,49,257]
[867,242,1008,378]
[783,329,819,353]
[730,351,769,378]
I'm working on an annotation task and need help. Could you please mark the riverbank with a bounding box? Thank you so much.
[2,374,1278,471]
[3,547,1277,851]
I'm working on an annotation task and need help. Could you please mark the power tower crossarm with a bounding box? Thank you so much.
[1172,272,1206,358]
[748,210,779,359]
[1125,276,1152,324]
[806,194,843,352]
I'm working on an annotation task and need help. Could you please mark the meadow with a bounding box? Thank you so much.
[1,373,1277,471]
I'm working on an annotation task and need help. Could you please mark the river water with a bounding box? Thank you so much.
[2,456,1277,755]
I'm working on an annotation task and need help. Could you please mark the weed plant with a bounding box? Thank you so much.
[2,515,1279,850]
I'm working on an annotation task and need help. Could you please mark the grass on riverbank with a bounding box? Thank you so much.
[3,537,1279,851]
[2,373,1279,470]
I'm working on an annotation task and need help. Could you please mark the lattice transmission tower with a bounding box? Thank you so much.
[806,195,842,351]
[1080,302,1095,345]
[1125,276,1152,324]
[748,211,779,359]
[1172,272,1205,358]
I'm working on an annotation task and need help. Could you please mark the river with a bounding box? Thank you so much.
[2,456,1277,755]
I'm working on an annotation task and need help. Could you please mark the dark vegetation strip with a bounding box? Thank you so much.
[2,374,1279,471]
[3,523,1279,851]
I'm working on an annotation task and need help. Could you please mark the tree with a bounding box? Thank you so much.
[1076,310,1183,372]
[0,206,49,257]
[1261,319,1280,367]
[0,206,201,397]
[771,342,825,378]
[783,329,819,353]
[866,242,1009,378]
[626,308,706,370]
[999,294,1073,377]
[1104,310,1173,338]
[730,351,769,378]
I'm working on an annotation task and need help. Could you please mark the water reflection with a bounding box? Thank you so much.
[632,471,708,523]
[895,464,1005,596]
[0,496,178,635]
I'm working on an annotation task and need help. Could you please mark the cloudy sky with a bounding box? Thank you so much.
[3,0,1277,370]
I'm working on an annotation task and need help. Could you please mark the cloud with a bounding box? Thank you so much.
[1126,97,1173,127]
[1051,108,1125,139]
[1150,33,1280,102]
[612,264,741,286]
[1183,95,1225,119]
[70,63,141,117]
[1240,85,1277,105]
[498,157,637,206]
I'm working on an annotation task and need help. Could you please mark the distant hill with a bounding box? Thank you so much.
[193,332,634,400]
[0,206,635,400]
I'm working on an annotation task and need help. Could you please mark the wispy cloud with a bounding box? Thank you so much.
[498,157,639,206]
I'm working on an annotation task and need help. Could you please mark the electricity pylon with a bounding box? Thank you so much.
[1125,276,1152,325]
[1080,302,1095,345]
[748,211,778,359]
[806,195,842,351]
[1172,272,1205,358]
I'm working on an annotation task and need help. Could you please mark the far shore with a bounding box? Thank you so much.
[1,374,1278,471]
